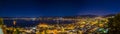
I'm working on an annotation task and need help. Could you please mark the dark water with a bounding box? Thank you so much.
[3,19,74,27]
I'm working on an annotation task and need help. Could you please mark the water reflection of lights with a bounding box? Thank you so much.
[32,18,36,21]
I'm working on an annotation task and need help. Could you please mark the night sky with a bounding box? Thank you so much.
[0,0,120,17]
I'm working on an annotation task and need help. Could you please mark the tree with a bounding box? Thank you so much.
[14,28,20,34]
[108,13,120,34]
[0,18,3,25]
